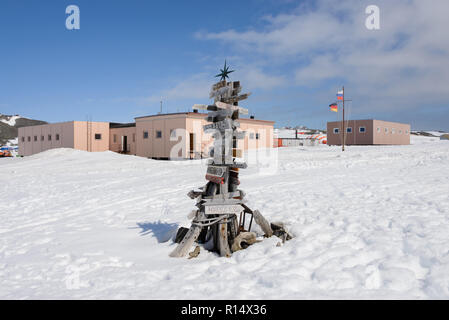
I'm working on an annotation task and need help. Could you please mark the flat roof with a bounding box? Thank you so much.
[109,122,136,128]
[135,112,194,120]
[327,119,410,125]
[135,112,275,124]
[17,120,110,129]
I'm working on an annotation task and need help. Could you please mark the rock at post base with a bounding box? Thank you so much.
[231,231,258,252]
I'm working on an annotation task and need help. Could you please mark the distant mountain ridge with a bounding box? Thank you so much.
[0,114,47,146]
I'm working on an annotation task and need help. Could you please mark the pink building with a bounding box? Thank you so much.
[135,112,274,159]
[18,113,275,159]
[109,123,137,155]
[18,121,110,156]
[327,120,410,146]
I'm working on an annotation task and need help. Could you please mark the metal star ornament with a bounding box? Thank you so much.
[215,60,234,81]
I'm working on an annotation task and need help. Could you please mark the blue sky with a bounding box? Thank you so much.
[1,0,448,130]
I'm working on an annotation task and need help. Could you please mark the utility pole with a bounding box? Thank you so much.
[160,99,163,114]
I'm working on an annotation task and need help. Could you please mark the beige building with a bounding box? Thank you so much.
[109,123,137,155]
[18,121,110,156]
[327,119,410,146]
[18,112,274,158]
[134,112,274,159]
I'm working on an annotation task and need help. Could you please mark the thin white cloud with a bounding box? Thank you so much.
[144,67,286,104]
[145,73,212,103]
[239,67,287,90]
[196,0,449,113]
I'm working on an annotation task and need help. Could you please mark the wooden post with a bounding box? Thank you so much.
[218,218,232,257]
[253,210,273,237]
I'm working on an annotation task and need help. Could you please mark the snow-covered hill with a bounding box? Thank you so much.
[1,136,449,299]
[0,114,47,147]
[0,115,21,126]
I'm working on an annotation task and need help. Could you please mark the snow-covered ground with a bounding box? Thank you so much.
[5,138,18,147]
[1,136,449,299]
[420,131,448,137]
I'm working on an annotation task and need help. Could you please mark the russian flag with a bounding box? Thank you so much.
[337,90,343,100]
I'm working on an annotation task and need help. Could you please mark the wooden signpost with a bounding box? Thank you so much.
[169,62,292,258]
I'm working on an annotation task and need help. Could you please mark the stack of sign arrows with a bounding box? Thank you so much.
[169,79,292,258]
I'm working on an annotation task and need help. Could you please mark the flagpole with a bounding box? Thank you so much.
[342,86,345,152]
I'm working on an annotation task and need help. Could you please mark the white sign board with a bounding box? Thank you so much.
[205,204,243,215]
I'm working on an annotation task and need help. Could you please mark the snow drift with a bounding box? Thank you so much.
[1,136,449,299]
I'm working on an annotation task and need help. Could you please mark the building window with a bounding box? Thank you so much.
[333,128,340,134]
[249,133,255,139]
[385,128,388,133]
[392,128,395,134]
[255,133,260,140]
[156,130,162,138]
[143,131,149,139]
[377,127,381,133]
[41,135,44,141]
[113,134,117,143]
[56,134,60,141]
[21,137,25,142]
[28,136,31,142]
[170,129,176,138]
[48,134,52,141]
[359,127,366,133]
[132,133,136,142]
[34,136,37,141]
[405,130,409,134]
[95,134,102,140]
[346,127,352,133]
[399,130,402,134]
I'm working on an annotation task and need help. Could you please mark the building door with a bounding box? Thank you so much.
[123,136,128,153]
[189,133,194,159]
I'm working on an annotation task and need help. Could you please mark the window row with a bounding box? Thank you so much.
[144,130,257,140]
[21,134,60,142]
[141,130,261,140]
[333,127,410,134]
[143,130,164,139]
[249,133,260,139]
[376,127,408,134]
[21,133,107,142]
[333,127,366,134]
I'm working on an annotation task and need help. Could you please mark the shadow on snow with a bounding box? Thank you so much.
[133,221,179,243]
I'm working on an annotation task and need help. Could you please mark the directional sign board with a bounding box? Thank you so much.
[207,165,226,177]
[204,119,232,131]
[205,204,243,215]
[216,101,248,115]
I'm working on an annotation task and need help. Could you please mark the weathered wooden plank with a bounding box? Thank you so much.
[253,209,273,237]
[216,101,249,115]
[233,149,242,158]
[204,204,243,215]
[218,219,232,257]
[169,224,202,258]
